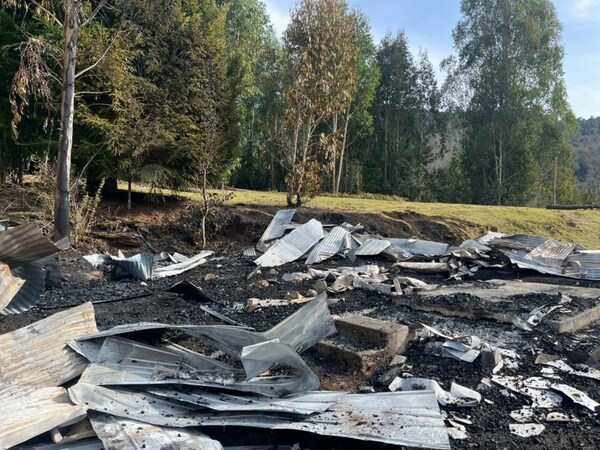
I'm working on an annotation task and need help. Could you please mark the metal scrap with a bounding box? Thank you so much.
[388,377,481,407]
[255,219,324,268]
[305,226,351,265]
[89,413,223,450]
[0,262,25,313]
[0,223,66,268]
[256,209,297,252]
[0,302,98,388]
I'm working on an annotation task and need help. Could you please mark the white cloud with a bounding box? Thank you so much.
[263,0,292,38]
[567,0,600,23]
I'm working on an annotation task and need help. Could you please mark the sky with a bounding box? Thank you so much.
[263,0,600,119]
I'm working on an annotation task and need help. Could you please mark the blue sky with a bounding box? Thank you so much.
[263,0,600,118]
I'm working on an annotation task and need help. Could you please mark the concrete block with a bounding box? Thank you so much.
[315,340,381,373]
[334,315,412,355]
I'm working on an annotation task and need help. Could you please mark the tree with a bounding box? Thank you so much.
[4,0,112,239]
[280,0,360,206]
[448,0,577,205]
[334,11,379,194]
[364,33,441,197]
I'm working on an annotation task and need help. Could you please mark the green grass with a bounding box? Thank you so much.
[126,184,600,248]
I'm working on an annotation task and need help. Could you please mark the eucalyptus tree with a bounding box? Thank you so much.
[281,0,360,206]
[3,0,113,239]
[449,0,577,205]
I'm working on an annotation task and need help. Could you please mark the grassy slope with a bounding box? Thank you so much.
[135,185,600,248]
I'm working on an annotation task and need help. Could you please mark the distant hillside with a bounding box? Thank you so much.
[572,117,600,198]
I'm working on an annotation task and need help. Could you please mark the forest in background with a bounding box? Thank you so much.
[1,0,599,219]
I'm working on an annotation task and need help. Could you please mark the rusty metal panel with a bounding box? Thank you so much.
[0,302,98,388]
[0,223,63,268]
[2,263,46,315]
[0,385,87,449]
[0,263,25,312]
[256,209,297,252]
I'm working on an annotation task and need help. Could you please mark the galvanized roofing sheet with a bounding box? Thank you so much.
[89,413,224,450]
[0,385,87,449]
[525,240,576,268]
[387,238,449,257]
[490,234,549,251]
[353,239,391,256]
[254,219,324,268]
[153,251,213,279]
[305,226,350,265]
[112,253,154,281]
[145,388,345,415]
[475,231,508,245]
[0,302,98,388]
[256,209,297,252]
[0,224,63,268]
[0,262,25,313]
[2,263,46,315]
[69,384,450,449]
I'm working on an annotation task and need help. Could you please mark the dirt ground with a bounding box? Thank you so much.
[2,193,600,450]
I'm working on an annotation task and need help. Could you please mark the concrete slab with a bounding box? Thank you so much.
[395,279,600,334]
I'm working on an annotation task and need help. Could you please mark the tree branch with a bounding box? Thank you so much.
[29,0,63,27]
[75,29,120,79]
[81,0,109,28]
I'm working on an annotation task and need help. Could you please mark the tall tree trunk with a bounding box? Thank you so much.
[127,173,132,211]
[331,114,337,194]
[336,106,351,194]
[54,4,80,240]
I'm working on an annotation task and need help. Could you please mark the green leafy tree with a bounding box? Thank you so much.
[281,0,360,206]
[448,0,578,205]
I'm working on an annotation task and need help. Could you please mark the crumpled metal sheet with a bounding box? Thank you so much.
[393,262,450,274]
[387,238,449,257]
[256,209,297,252]
[69,385,450,449]
[0,262,25,313]
[89,413,223,450]
[475,231,507,245]
[351,239,391,259]
[112,253,155,281]
[525,240,576,268]
[0,224,64,268]
[305,226,350,265]
[153,251,213,279]
[77,296,334,397]
[0,302,98,388]
[2,263,46,315]
[500,250,590,279]
[389,377,481,407]
[255,219,324,268]
[0,385,87,449]
[489,234,549,251]
[145,388,345,415]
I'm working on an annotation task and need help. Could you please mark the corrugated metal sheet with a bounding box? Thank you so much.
[254,219,324,268]
[567,251,600,268]
[353,239,391,256]
[0,223,63,268]
[525,240,576,268]
[112,253,154,281]
[243,247,257,257]
[475,231,508,245]
[153,251,213,279]
[89,413,223,450]
[256,209,297,252]
[2,263,46,315]
[387,238,449,257]
[16,439,105,449]
[500,250,585,279]
[489,234,549,251]
[0,302,98,388]
[69,385,450,449]
[0,385,87,449]
[0,262,25,312]
[305,226,350,265]
[146,388,344,414]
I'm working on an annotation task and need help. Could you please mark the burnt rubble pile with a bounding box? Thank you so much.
[1,211,600,449]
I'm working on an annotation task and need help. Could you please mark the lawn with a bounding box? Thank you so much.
[130,184,600,248]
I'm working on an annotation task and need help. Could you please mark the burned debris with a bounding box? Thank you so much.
[2,210,600,449]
